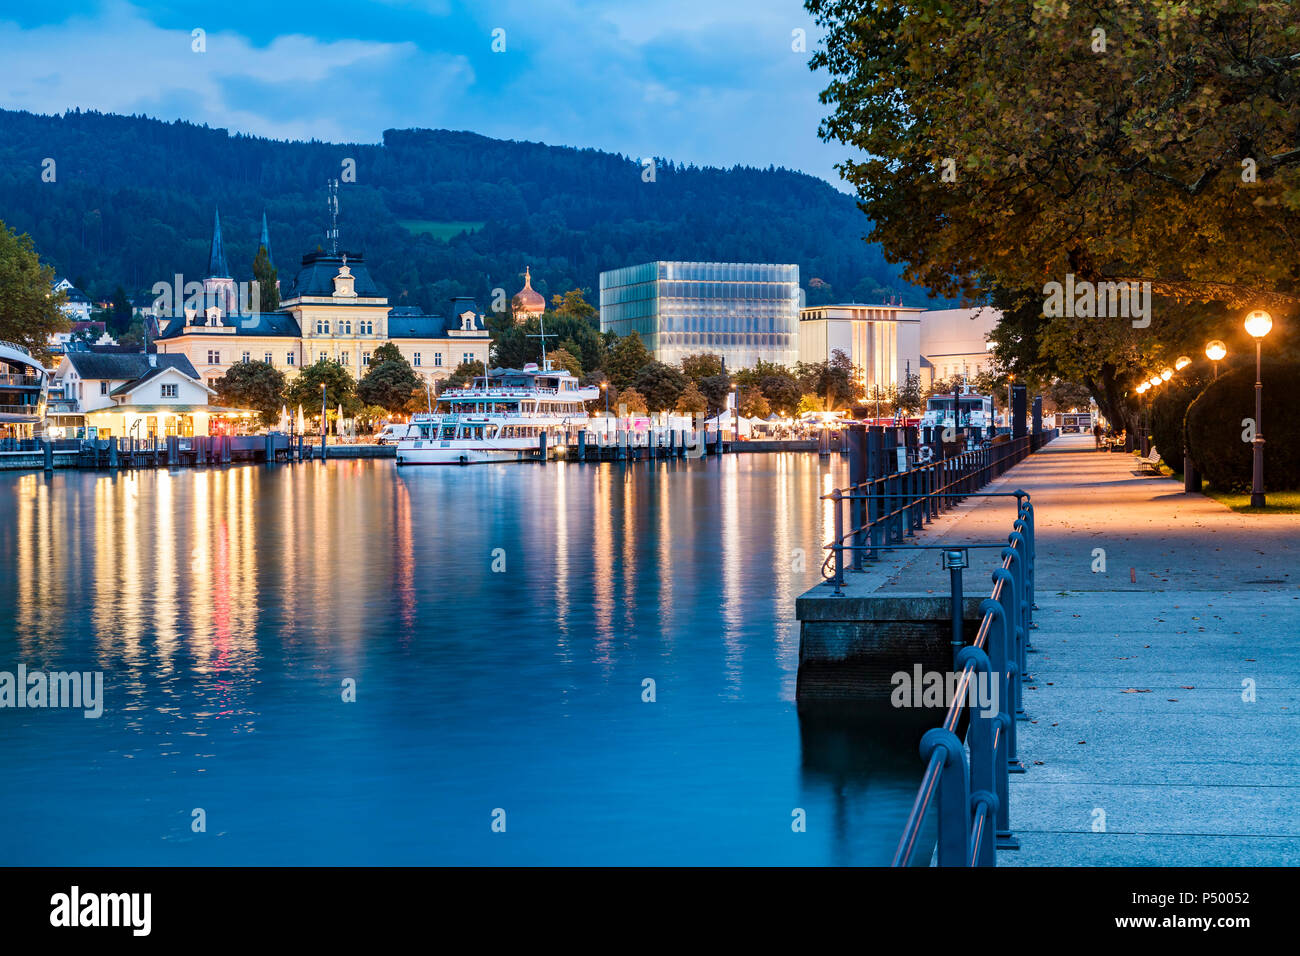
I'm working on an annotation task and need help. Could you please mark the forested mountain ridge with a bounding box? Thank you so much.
[0,107,913,312]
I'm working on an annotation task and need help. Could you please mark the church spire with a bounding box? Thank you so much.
[259,210,274,269]
[207,206,231,279]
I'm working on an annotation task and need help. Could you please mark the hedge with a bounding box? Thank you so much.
[1185,360,1300,491]
[1149,367,1212,470]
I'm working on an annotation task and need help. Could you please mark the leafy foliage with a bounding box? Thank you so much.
[213,360,287,426]
[357,342,421,413]
[632,361,687,412]
[0,218,68,360]
[1186,361,1300,490]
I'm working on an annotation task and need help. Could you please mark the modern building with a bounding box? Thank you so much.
[153,208,491,388]
[797,303,925,393]
[0,340,49,440]
[919,307,1000,386]
[599,261,800,369]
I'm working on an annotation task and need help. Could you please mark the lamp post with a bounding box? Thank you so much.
[320,382,327,460]
[1205,340,1227,380]
[1245,310,1273,507]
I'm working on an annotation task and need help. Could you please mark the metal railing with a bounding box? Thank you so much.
[815,424,1055,866]
[822,432,1051,590]
[890,496,1035,866]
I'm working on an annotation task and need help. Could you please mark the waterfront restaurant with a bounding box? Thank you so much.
[0,340,48,441]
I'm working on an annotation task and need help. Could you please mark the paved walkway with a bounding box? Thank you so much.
[875,434,1300,865]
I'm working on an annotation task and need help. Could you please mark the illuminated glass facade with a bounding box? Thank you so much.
[599,261,800,369]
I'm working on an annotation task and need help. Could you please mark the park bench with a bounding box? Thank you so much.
[1136,446,1163,475]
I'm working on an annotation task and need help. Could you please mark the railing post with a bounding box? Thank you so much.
[1002,546,1029,723]
[920,727,970,866]
[994,565,1026,772]
[848,426,867,571]
[980,597,1019,848]
[831,489,845,595]
[956,646,998,867]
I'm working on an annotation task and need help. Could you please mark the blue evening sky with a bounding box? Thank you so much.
[0,0,850,186]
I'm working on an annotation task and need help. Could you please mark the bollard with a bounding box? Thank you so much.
[578,430,586,460]
[43,438,53,474]
[108,437,119,469]
[538,431,547,461]
[265,432,274,463]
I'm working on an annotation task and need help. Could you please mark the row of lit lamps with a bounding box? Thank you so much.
[1134,309,1274,507]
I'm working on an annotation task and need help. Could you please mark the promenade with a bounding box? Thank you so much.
[873,434,1300,865]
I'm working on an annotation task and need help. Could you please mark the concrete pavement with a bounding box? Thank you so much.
[872,433,1300,865]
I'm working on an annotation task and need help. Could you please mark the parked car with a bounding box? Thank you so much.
[375,423,412,445]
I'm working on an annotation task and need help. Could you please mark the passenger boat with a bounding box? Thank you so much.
[920,390,995,430]
[396,362,598,465]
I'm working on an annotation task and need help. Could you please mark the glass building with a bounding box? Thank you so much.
[599,262,800,369]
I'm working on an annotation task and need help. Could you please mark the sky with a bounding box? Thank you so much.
[0,0,852,187]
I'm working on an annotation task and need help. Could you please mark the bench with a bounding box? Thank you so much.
[1136,446,1163,475]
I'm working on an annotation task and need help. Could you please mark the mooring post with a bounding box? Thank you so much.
[108,437,119,469]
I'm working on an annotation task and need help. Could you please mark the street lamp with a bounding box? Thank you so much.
[1245,310,1273,507]
[1148,375,1161,389]
[1175,356,1192,372]
[1205,340,1227,379]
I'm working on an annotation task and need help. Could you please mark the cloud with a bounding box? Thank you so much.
[0,0,849,184]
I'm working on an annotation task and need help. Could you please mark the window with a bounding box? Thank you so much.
[362,352,371,366]
[100,381,108,395]
[241,351,251,363]
[434,352,443,367]
[340,320,352,334]
[264,352,273,364]
[340,352,350,366]
[161,383,178,398]
[315,320,331,335]
[463,353,474,365]
[413,352,421,367]
[207,350,220,364]
[360,320,373,334]
[286,352,296,366]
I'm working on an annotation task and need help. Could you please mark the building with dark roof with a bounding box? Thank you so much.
[153,210,490,387]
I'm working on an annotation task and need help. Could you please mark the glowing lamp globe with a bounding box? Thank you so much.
[1160,368,1173,381]
[1205,340,1227,362]
[1148,376,1161,388]
[1175,356,1192,371]
[1244,310,1273,339]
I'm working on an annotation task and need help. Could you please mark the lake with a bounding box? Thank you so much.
[0,455,928,865]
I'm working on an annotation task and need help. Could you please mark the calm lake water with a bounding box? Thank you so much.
[0,455,928,865]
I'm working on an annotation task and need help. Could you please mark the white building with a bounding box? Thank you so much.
[51,351,244,439]
[52,278,94,321]
[797,303,924,392]
[918,307,1000,386]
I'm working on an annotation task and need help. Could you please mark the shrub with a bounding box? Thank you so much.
[1149,366,1212,470]
[1185,360,1300,491]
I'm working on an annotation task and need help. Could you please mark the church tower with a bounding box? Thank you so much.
[201,206,238,321]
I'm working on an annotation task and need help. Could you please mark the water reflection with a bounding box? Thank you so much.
[0,455,925,865]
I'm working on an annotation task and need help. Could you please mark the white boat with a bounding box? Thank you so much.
[920,390,995,430]
[396,362,598,465]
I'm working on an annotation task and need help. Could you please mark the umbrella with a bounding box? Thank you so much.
[278,405,289,432]
[296,405,306,434]
[337,404,343,438]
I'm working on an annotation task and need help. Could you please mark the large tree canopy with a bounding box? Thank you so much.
[0,218,68,360]
[809,0,1300,307]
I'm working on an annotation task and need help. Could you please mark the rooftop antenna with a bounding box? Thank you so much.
[526,311,556,372]
[326,179,340,255]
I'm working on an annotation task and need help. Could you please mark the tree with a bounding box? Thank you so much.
[795,349,858,410]
[895,369,923,416]
[214,360,287,426]
[0,219,69,361]
[698,374,732,416]
[632,361,687,412]
[739,388,771,418]
[618,387,648,414]
[253,246,280,313]
[605,332,653,390]
[444,359,485,389]
[675,381,707,415]
[286,357,359,418]
[550,289,598,324]
[548,347,582,378]
[358,343,421,413]
[110,285,132,333]
[1043,380,1094,415]
[809,0,1300,308]
[680,352,724,381]
[797,393,826,414]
